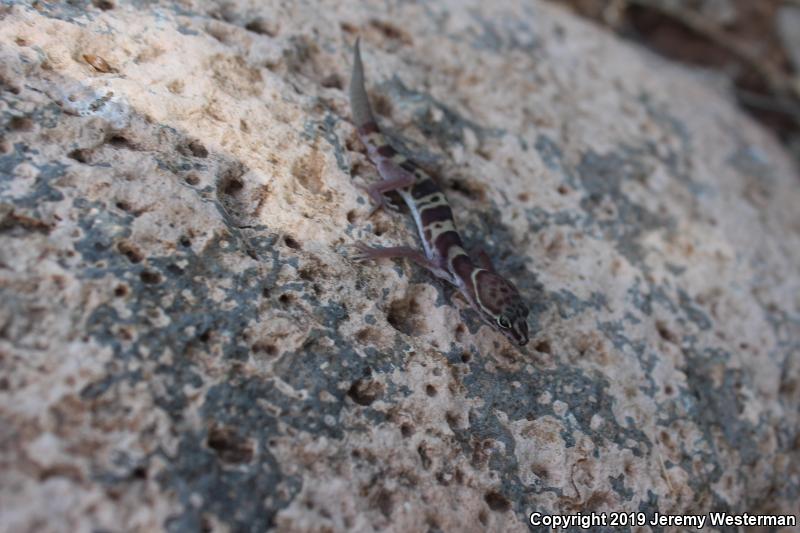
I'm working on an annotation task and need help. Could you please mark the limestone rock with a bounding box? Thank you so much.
[0,1,798,531]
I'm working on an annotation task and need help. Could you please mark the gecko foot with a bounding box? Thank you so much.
[349,241,382,263]
[358,184,400,217]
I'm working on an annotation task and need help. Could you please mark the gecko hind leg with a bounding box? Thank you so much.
[360,158,416,217]
[358,183,401,217]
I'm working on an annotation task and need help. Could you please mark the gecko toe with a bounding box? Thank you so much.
[357,184,401,217]
[349,242,379,263]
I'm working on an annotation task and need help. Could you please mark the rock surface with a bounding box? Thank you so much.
[1,0,798,531]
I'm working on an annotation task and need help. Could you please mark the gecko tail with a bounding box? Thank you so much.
[350,37,377,130]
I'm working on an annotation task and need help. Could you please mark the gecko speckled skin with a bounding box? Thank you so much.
[349,38,530,346]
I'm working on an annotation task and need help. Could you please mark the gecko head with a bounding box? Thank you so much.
[473,270,529,346]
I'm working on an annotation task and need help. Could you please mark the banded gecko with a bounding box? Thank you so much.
[349,38,529,346]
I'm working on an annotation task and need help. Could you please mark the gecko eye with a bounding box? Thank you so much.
[496,316,511,329]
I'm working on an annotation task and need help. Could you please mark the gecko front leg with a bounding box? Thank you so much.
[351,242,454,283]
[472,247,497,273]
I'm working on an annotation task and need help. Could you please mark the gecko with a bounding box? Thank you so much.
[349,38,530,346]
